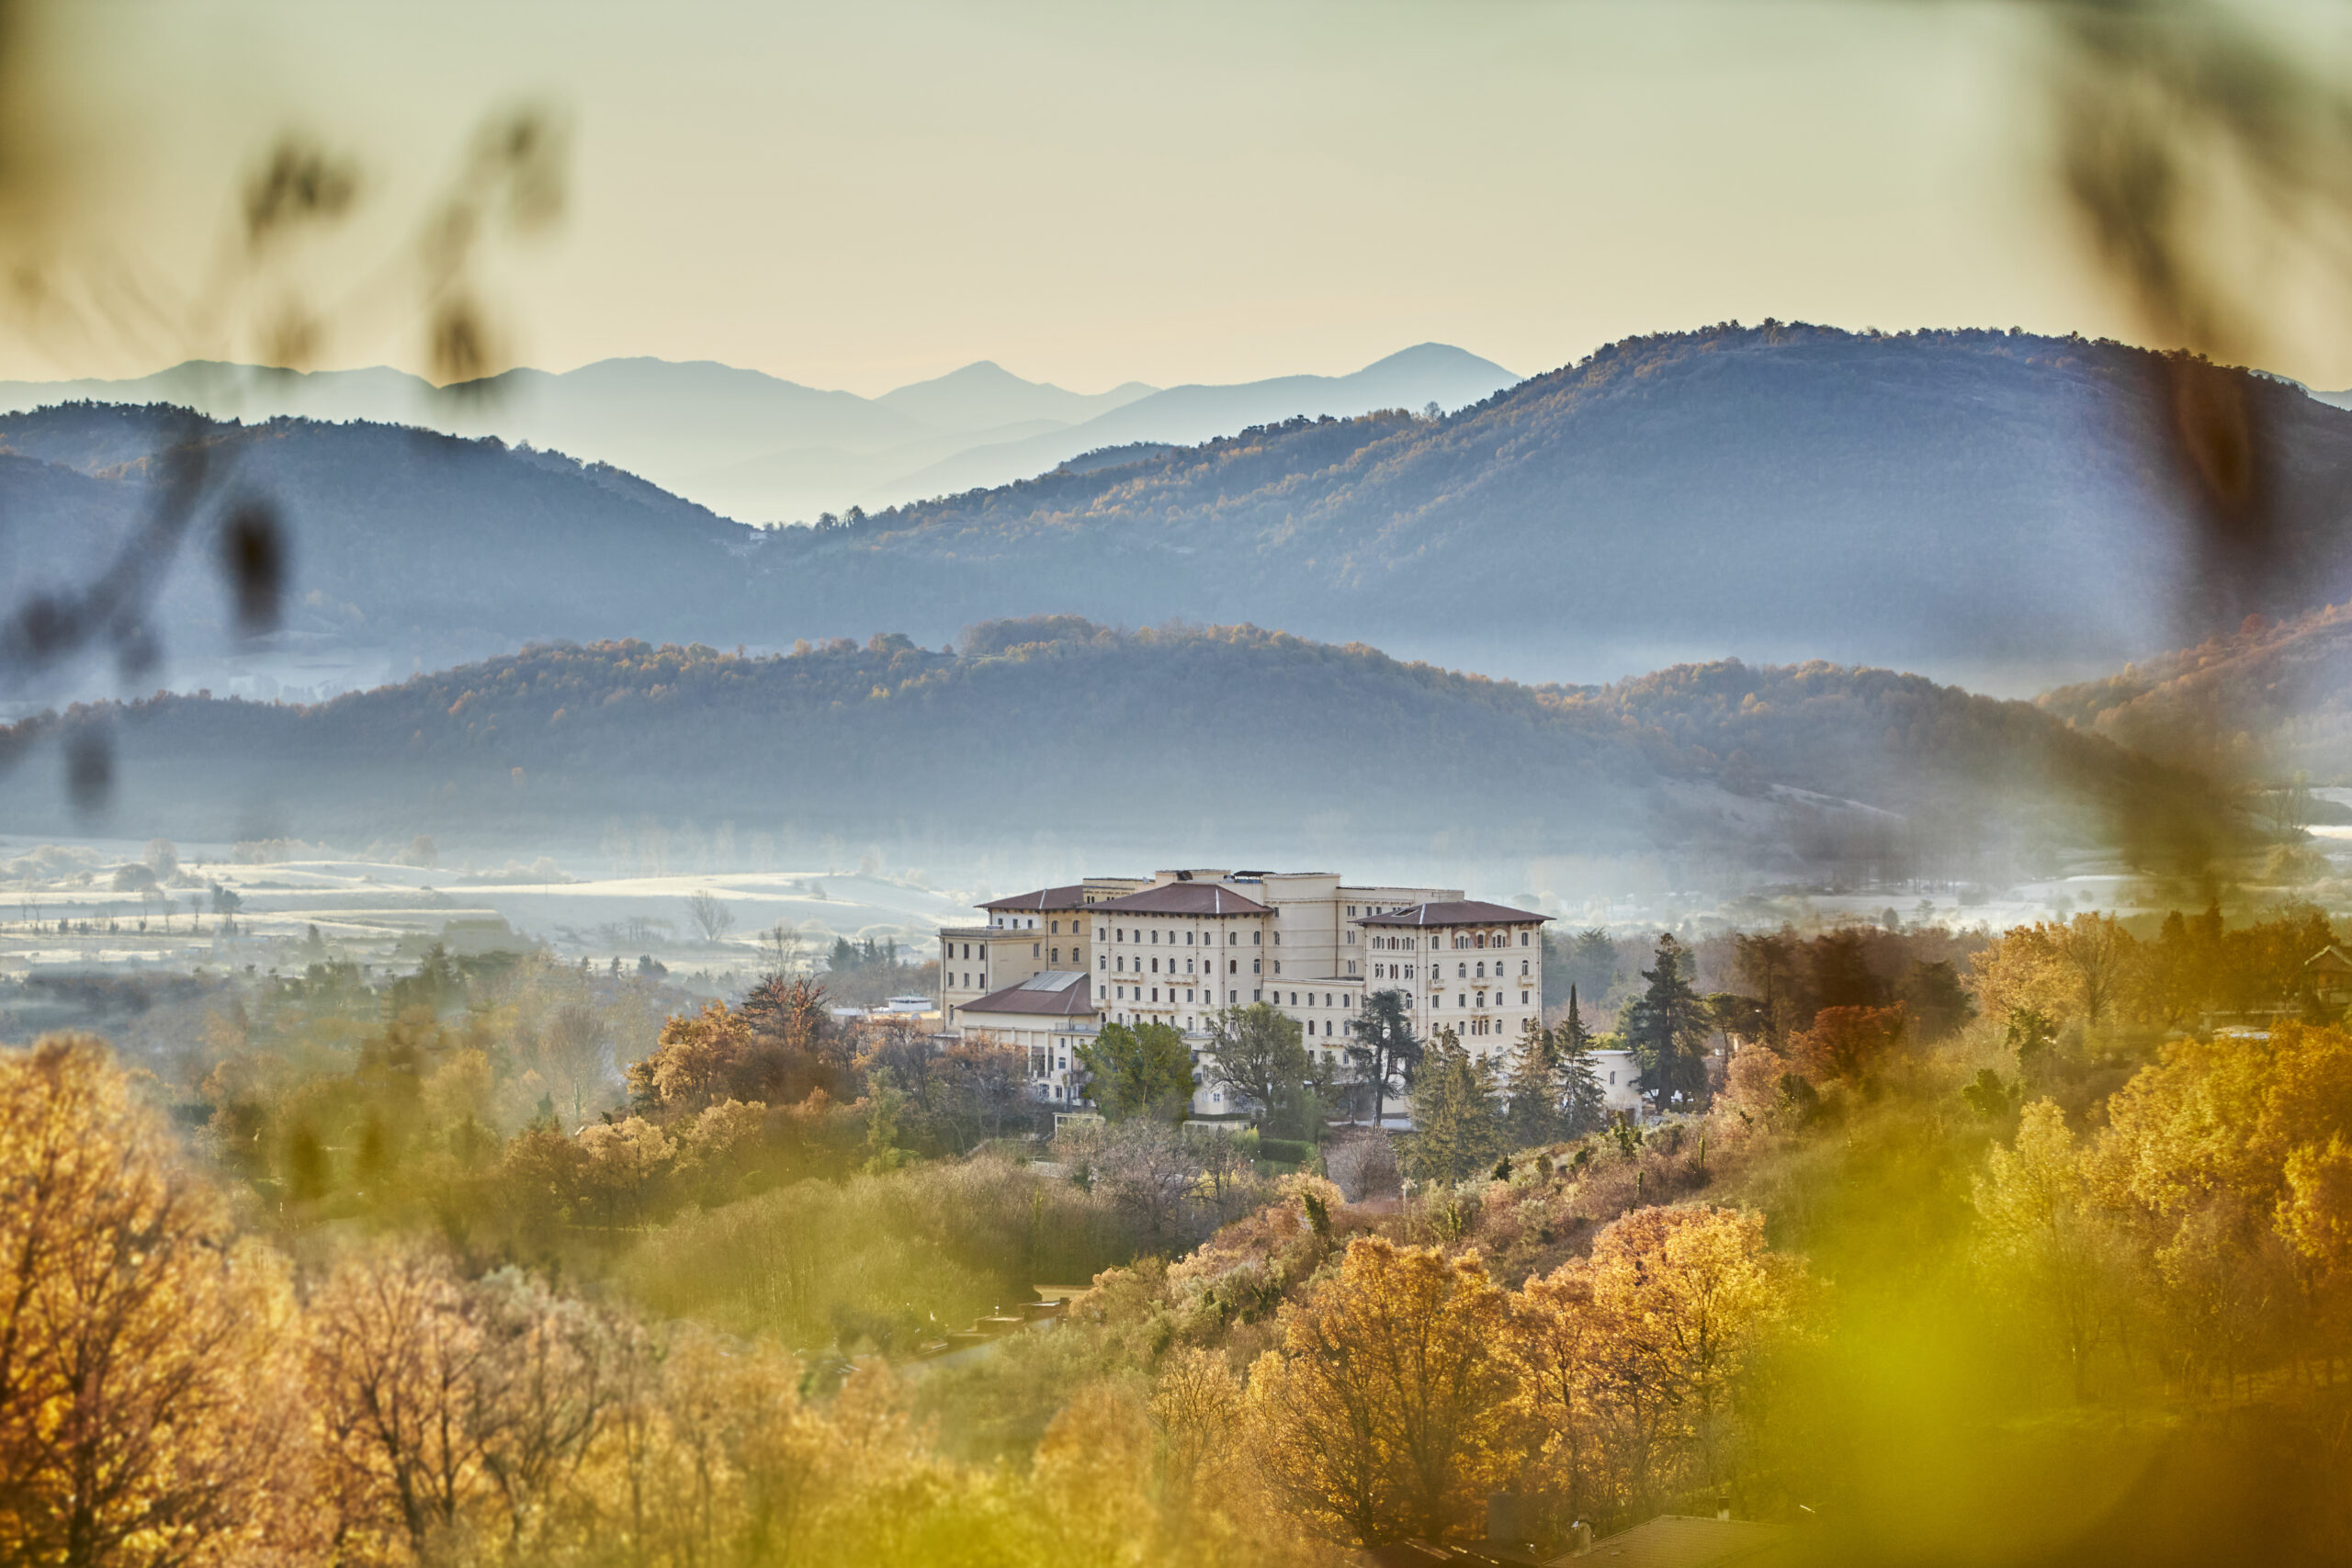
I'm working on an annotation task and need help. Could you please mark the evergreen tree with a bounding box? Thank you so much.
[1503,1018,1564,1147]
[1076,1020,1195,1122]
[1348,988,1424,1126]
[1623,933,1712,1111]
[1555,984,1608,1134]
[1406,1029,1506,1185]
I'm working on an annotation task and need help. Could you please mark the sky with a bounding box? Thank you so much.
[9,0,2350,396]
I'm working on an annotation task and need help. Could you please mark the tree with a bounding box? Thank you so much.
[1245,1238,1518,1544]
[1555,986,1609,1135]
[1407,1030,1506,1186]
[1514,1206,1808,1529]
[1504,1018,1565,1148]
[1564,929,1620,1008]
[685,888,736,944]
[1973,1100,2120,1400]
[1623,934,1711,1111]
[1347,989,1423,1126]
[1206,1003,1312,1136]
[0,1036,304,1568]
[1787,1003,1907,1088]
[1077,1020,1195,1121]
[627,1001,754,1112]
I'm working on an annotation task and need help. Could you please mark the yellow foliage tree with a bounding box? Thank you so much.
[0,1036,309,1568]
[1244,1236,1517,1544]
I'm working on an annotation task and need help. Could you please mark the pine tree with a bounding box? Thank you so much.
[1408,1029,1506,1185]
[1503,1018,1564,1148]
[1625,934,1712,1111]
[1555,984,1608,1134]
[1349,988,1424,1126]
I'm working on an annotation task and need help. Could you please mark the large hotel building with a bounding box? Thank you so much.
[934,868,1619,1120]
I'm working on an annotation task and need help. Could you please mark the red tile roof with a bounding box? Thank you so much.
[981,884,1092,912]
[1358,900,1549,928]
[1093,883,1272,917]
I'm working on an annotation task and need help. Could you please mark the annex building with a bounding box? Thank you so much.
[937,868,1623,1119]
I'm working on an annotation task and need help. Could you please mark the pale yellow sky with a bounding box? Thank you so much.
[12,0,2350,394]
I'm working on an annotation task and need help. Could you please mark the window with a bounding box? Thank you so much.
[1253,989,1262,1002]
[1228,959,1238,974]
[1346,905,1356,917]
[1346,961,1357,976]
[1253,931,1262,945]
[1273,961,1282,975]
[1522,990,1531,1005]
[1230,990,1238,1003]
[1051,947,1059,963]
[1252,958,1261,974]
[1033,942,1040,957]
[1521,932,1531,946]
[1186,930,1194,944]
[1521,959,1530,976]
[1051,919,1059,934]
[1458,963,1467,978]
[1476,962,1485,978]
[1151,930,1159,943]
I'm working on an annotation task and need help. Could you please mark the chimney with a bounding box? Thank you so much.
[1485,1494,1532,1544]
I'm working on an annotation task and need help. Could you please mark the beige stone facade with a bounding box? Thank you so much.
[938,868,1555,1121]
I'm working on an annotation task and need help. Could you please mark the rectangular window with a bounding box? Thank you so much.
[1253,989,1262,1002]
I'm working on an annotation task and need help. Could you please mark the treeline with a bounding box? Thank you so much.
[9,619,2234,886]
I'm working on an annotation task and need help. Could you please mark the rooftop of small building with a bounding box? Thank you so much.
[957,971,1097,1017]
[1358,900,1551,928]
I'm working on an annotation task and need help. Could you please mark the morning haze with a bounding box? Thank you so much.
[6,5,2352,1566]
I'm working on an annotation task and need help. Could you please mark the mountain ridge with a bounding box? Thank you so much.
[0,619,2228,898]
[0,343,1517,523]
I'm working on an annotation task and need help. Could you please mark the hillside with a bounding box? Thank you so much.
[12,322,2352,707]
[2037,600,2352,782]
[0,404,756,699]
[1,620,2227,889]
[741,323,2352,691]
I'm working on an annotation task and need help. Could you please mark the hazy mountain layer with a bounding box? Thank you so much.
[0,344,1516,523]
[2,620,2224,895]
[10,322,2352,710]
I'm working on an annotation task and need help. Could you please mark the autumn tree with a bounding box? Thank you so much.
[1510,1206,1807,1530]
[1246,1238,1518,1544]
[0,1037,307,1568]
[1787,1002,1908,1089]
[1973,1100,2127,1400]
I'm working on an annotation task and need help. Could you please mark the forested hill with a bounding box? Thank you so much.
[12,323,2352,704]
[769,323,2352,688]
[2036,600,2352,782]
[6,619,2226,886]
[0,404,755,693]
